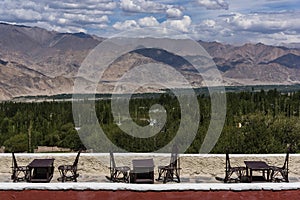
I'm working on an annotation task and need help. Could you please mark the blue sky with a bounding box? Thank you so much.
[0,0,299,45]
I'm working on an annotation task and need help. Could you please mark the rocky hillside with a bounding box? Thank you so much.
[0,23,102,100]
[199,41,300,85]
[0,23,300,100]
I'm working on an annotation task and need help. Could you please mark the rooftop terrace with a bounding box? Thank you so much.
[1,153,300,199]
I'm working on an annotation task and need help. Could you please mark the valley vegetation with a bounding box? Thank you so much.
[1,89,300,153]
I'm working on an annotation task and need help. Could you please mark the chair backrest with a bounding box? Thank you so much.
[72,149,82,168]
[225,152,231,171]
[12,152,18,169]
[282,150,289,170]
[109,151,116,169]
[169,145,179,168]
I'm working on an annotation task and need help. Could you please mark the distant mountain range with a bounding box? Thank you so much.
[0,23,300,100]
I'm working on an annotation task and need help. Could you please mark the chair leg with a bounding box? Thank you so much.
[123,171,129,183]
[224,172,229,183]
[58,170,66,182]
[270,170,283,182]
[61,171,66,182]
[282,171,289,182]
[163,170,172,183]
[12,170,17,182]
[270,170,275,182]
[236,169,244,182]
[175,170,180,183]
[112,171,118,182]
[111,170,121,182]
[12,171,28,182]
[25,170,30,182]
[162,170,167,183]
[13,176,17,182]
[224,171,233,183]
[156,168,164,181]
[162,169,180,183]
[163,175,167,183]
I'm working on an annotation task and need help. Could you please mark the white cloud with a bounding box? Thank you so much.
[0,0,114,34]
[191,10,300,45]
[113,20,139,30]
[0,7,43,22]
[196,0,229,10]
[63,13,109,24]
[112,14,191,34]
[202,19,216,28]
[48,0,117,11]
[192,18,225,40]
[55,26,87,33]
[26,21,88,33]
[163,15,192,33]
[119,0,184,21]
[22,1,44,12]
[225,12,300,33]
[120,0,142,12]
[166,7,182,18]
[57,18,70,25]
[138,16,159,27]
[120,0,166,13]
[0,0,299,45]
[14,9,43,21]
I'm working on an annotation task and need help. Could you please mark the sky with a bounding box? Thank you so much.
[0,0,300,45]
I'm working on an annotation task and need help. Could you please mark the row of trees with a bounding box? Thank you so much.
[0,89,300,153]
[0,102,83,152]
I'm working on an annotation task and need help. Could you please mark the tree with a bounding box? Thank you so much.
[4,134,28,152]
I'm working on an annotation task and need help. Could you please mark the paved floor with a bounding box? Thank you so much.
[2,173,300,184]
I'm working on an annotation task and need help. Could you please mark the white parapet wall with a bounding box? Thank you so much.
[1,182,300,191]
[1,153,300,187]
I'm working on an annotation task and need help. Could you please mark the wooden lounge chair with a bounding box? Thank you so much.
[11,152,29,182]
[106,151,130,183]
[57,149,82,182]
[156,145,181,183]
[269,149,289,182]
[223,152,246,183]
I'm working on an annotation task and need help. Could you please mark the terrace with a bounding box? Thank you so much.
[1,153,300,199]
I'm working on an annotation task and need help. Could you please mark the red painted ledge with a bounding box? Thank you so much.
[2,182,300,200]
[1,190,300,200]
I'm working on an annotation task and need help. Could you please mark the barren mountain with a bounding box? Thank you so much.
[0,23,300,100]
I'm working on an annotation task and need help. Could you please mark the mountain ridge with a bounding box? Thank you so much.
[0,23,300,100]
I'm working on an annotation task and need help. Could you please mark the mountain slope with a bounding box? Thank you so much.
[0,23,300,100]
